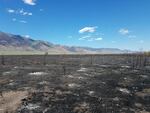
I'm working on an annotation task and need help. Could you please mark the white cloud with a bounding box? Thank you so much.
[79,35,91,40]
[95,38,103,41]
[7,8,32,16]
[79,35,103,41]
[19,20,27,24]
[119,28,129,35]
[28,13,32,15]
[79,26,97,34]
[80,35,91,39]
[18,9,32,16]
[23,12,28,15]
[119,28,137,39]
[7,9,15,13]
[23,0,36,5]
[19,9,24,13]
[87,38,103,41]
[11,18,27,24]
[78,26,103,41]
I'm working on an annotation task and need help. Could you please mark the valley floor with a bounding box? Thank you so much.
[0,59,150,113]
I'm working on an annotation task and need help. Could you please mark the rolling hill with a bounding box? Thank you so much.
[0,31,130,54]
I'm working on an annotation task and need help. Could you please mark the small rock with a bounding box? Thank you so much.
[117,88,130,94]
[135,103,142,108]
[113,97,119,101]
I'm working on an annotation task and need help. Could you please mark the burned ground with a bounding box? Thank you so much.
[0,54,150,113]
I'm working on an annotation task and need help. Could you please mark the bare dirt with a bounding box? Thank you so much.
[0,91,28,113]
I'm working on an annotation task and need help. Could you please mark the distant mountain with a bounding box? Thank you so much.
[0,31,131,54]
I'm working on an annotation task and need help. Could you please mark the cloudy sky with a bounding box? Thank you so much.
[0,0,150,51]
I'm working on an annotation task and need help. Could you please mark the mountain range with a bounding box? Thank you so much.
[0,31,131,54]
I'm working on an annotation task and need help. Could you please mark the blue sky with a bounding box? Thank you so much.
[0,0,150,51]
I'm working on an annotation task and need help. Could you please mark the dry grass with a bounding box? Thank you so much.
[0,91,28,113]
